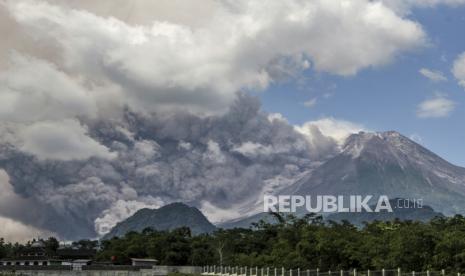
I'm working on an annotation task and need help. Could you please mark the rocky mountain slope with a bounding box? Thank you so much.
[287,131,465,216]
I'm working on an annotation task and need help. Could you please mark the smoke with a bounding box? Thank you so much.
[0,0,426,239]
[0,170,56,242]
[0,0,425,115]
[0,94,341,238]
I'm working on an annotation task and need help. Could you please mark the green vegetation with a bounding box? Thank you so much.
[0,237,59,259]
[95,214,465,271]
[3,214,465,272]
[104,203,217,239]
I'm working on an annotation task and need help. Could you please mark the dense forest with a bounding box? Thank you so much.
[2,214,465,272]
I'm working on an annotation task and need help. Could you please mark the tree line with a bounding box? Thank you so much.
[96,214,465,272]
[2,214,465,272]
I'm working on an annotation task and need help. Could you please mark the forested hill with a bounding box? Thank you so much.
[103,202,216,239]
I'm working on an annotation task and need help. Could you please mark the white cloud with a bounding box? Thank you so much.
[296,117,366,145]
[267,113,288,123]
[18,119,116,161]
[0,53,120,161]
[303,98,318,108]
[380,0,465,14]
[0,53,98,122]
[419,68,447,82]
[452,52,465,88]
[416,95,456,118]
[41,0,218,27]
[2,0,425,114]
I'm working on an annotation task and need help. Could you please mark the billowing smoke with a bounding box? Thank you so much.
[0,0,423,239]
[0,94,339,239]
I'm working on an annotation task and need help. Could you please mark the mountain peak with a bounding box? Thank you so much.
[292,129,465,216]
[345,130,406,145]
[342,131,418,160]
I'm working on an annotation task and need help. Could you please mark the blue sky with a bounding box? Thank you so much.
[260,5,465,167]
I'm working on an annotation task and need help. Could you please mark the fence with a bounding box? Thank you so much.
[153,266,204,275]
[202,267,462,276]
[0,265,202,276]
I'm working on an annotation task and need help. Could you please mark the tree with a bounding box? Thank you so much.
[44,237,59,255]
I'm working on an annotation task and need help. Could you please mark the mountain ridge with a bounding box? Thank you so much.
[287,131,465,216]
